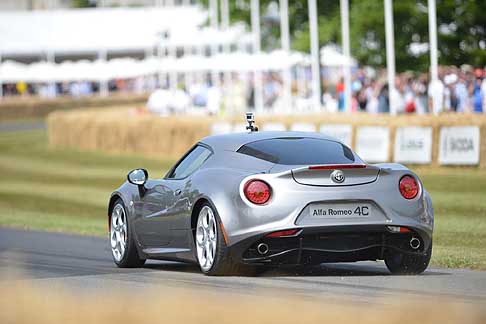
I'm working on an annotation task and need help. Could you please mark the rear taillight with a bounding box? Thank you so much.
[387,226,412,233]
[399,175,419,199]
[244,180,271,205]
[266,229,301,238]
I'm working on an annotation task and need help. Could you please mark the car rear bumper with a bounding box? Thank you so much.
[229,225,432,266]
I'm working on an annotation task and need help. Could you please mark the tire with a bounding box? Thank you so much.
[110,198,146,268]
[384,241,432,275]
[195,203,254,276]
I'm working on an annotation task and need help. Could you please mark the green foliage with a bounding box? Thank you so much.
[348,0,429,71]
[201,0,486,71]
[0,127,173,236]
[349,0,486,70]
[72,0,96,8]
[436,0,486,67]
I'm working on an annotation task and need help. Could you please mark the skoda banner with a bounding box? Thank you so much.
[394,127,433,164]
[439,126,480,165]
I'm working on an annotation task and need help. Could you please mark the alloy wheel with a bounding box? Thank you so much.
[196,206,218,271]
[110,204,127,262]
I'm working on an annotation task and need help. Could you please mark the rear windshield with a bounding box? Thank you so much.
[237,137,355,165]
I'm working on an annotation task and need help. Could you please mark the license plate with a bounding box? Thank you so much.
[310,203,371,218]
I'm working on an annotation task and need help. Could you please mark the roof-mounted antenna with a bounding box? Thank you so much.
[245,112,258,132]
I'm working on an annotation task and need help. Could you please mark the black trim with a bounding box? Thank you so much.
[228,225,431,266]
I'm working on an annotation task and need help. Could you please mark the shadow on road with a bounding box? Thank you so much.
[143,261,201,274]
[142,260,450,277]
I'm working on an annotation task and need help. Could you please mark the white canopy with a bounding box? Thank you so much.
[320,45,357,67]
[0,51,309,83]
[0,6,207,56]
[0,58,159,82]
[159,25,251,48]
[160,50,309,72]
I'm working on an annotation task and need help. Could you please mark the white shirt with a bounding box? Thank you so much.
[482,79,486,112]
[428,79,445,114]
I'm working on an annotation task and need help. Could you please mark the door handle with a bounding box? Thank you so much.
[174,189,182,196]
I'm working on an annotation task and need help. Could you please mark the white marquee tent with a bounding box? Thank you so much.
[320,45,357,67]
[0,51,308,83]
[0,6,207,56]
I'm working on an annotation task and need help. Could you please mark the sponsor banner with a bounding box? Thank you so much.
[210,122,232,135]
[439,126,480,165]
[262,122,286,131]
[356,126,390,163]
[290,122,316,132]
[319,124,353,147]
[394,127,432,164]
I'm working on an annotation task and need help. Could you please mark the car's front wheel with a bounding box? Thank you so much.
[384,242,432,275]
[110,199,145,268]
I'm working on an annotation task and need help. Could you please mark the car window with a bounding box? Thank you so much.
[237,137,355,165]
[167,145,212,179]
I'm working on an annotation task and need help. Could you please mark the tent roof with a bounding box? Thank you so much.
[320,45,357,67]
[0,51,309,82]
[0,6,207,56]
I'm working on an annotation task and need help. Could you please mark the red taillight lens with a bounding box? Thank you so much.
[266,229,300,238]
[399,175,419,199]
[244,180,271,205]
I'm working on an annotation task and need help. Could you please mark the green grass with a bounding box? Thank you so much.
[0,128,173,236]
[415,167,486,270]
[0,126,485,270]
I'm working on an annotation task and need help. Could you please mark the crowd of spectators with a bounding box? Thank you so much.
[0,76,159,98]
[2,65,486,115]
[323,65,486,114]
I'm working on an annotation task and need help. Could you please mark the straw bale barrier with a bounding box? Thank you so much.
[48,107,486,168]
[2,283,486,324]
[0,93,148,121]
[48,107,212,159]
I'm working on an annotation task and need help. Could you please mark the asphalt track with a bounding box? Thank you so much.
[0,120,46,132]
[0,228,485,305]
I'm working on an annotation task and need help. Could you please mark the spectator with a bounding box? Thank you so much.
[473,78,482,113]
[428,77,445,114]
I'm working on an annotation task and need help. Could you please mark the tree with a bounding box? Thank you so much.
[436,0,486,67]
[348,0,429,72]
[199,0,339,51]
[346,0,486,71]
[72,0,97,8]
[199,0,486,70]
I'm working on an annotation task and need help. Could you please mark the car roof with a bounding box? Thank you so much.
[200,131,339,152]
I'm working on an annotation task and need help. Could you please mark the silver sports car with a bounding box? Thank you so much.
[108,116,434,276]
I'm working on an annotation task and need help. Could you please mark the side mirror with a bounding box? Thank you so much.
[127,169,148,196]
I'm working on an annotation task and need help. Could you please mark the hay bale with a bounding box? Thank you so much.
[1,93,148,121]
[47,109,486,168]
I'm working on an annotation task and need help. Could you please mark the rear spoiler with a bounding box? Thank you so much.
[308,164,367,170]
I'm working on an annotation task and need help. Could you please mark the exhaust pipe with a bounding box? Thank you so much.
[410,237,421,250]
[257,243,269,255]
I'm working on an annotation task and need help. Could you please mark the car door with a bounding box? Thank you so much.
[135,144,212,249]
[134,179,173,247]
[163,145,213,248]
